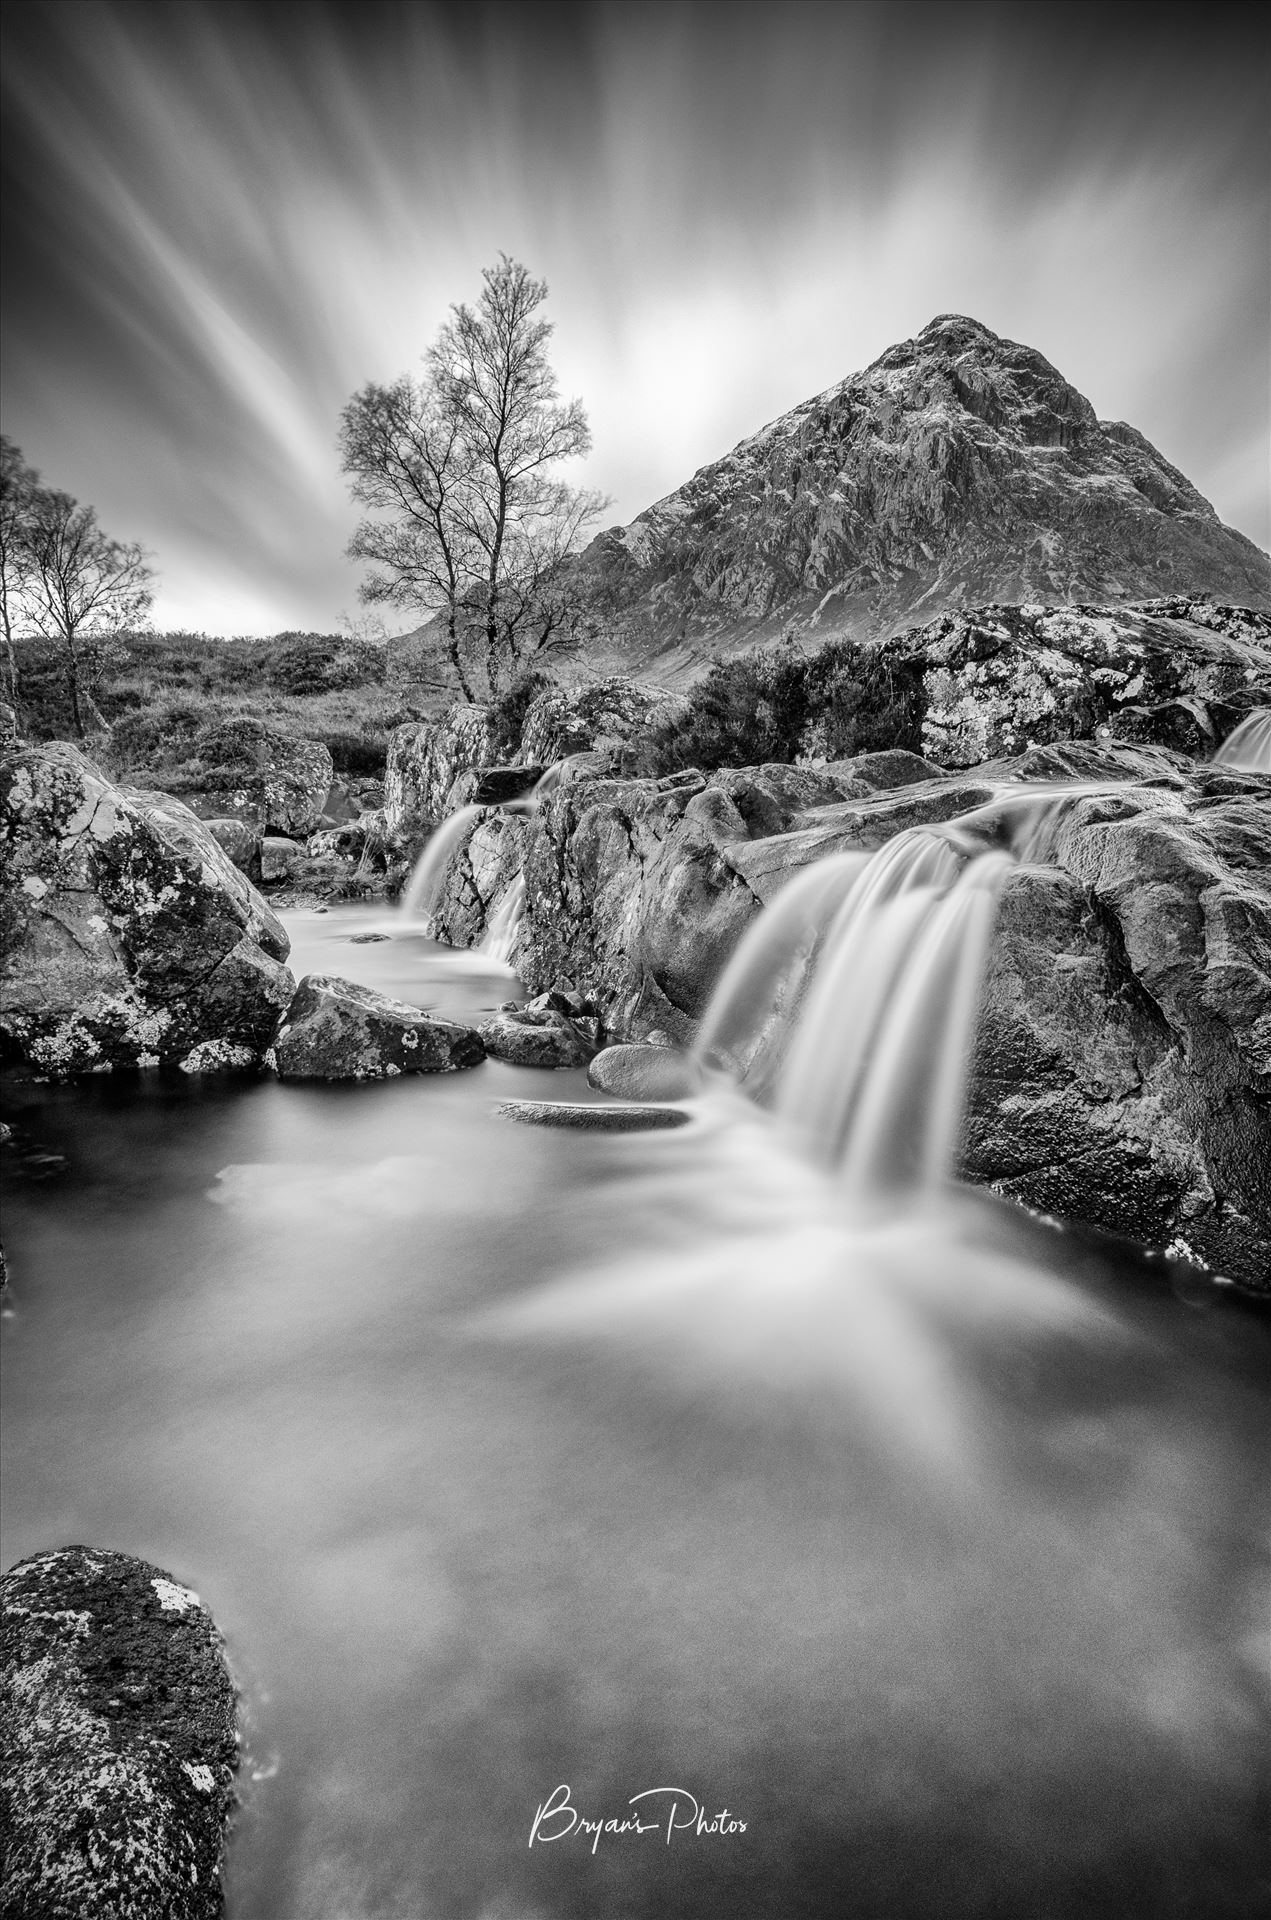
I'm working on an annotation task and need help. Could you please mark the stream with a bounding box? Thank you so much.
[2,903,1267,1918]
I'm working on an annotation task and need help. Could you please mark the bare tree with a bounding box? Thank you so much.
[340,256,607,700]
[0,437,38,709]
[17,486,154,738]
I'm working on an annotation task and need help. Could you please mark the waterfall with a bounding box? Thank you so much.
[692,821,1015,1195]
[481,872,526,964]
[399,762,563,936]
[1214,707,1271,773]
[399,804,484,920]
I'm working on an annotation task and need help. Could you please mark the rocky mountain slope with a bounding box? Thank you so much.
[576,315,1271,678]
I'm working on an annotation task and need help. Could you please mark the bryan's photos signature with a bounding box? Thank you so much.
[530,1784,747,1853]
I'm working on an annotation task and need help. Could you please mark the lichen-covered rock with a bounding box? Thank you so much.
[518,676,688,768]
[0,1545,238,1920]
[184,717,333,836]
[0,745,294,1073]
[477,1003,598,1069]
[270,974,485,1079]
[383,705,494,839]
[201,816,262,881]
[881,600,1271,767]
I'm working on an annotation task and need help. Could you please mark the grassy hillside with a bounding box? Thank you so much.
[9,630,431,788]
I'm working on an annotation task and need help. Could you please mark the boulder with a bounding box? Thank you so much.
[518,676,688,768]
[260,835,308,883]
[202,815,262,880]
[478,1002,599,1069]
[270,974,485,1079]
[588,1042,702,1101]
[383,705,494,838]
[883,601,1271,768]
[0,1546,238,1920]
[185,717,333,836]
[0,745,294,1073]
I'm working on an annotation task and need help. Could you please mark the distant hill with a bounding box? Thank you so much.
[571,314,1271,682]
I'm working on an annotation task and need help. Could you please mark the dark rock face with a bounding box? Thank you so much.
[270,974,485,1078]
[882,600,1271,767]
[470,764,548,805]
[184,717,333,837]
[573,315,1271,673]
[0,744,294,1073]
[0,1546,238,1920]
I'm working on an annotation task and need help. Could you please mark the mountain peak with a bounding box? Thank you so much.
[577,316,1268,676]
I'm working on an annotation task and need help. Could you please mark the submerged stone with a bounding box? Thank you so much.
[0,1545,238,1920]
[271,974,485,1079]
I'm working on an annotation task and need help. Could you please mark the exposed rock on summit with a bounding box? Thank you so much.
[575,315,1271,673]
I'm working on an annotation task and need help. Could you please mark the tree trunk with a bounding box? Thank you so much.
[446,608,476,704]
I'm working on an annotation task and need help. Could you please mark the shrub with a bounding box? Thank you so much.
[647,637,926,775]
[265,634,385,695]
[648,644,810,773]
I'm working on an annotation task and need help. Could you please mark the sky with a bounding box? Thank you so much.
[1,0,1268,636]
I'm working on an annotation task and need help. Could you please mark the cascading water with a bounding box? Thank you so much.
[691,823,1014,1194]
[399,762,565,932]
[399,803,484,919]
[1214,706,1271,772]
[481,870,526,964]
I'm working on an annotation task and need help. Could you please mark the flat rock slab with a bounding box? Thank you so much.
[271,973,485,1078]
[495,1098,691,1131]
[0,1545,238,1920]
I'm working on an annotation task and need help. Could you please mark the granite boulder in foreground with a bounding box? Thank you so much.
[0,1546,238,1920]
[270,973,486,1078]
[0,743,294,1073]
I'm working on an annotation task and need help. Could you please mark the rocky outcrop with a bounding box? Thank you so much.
[269,974,485,1078]
[431,745,1271,1283]
[0,1546,238,1920]
[880,600,1271,767]
[383,705,494,839]
[202,816,262,880]
[182,717,333,836]
[0,744,294,1073]
[518,677,688,766]
[572,314,1271,674]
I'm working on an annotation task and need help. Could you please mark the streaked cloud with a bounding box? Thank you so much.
[2,0,1266,633]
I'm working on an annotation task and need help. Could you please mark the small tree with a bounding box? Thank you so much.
[0,436,38,709]
[340,255,607,700]
[16,483,155,738]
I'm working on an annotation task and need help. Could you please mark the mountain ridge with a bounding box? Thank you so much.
[572,314,1271,681]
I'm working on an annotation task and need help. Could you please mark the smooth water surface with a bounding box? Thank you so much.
[2,907,1268,1918]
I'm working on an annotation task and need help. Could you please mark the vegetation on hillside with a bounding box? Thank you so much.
[647,639,924,774]
[10,628,426,787]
